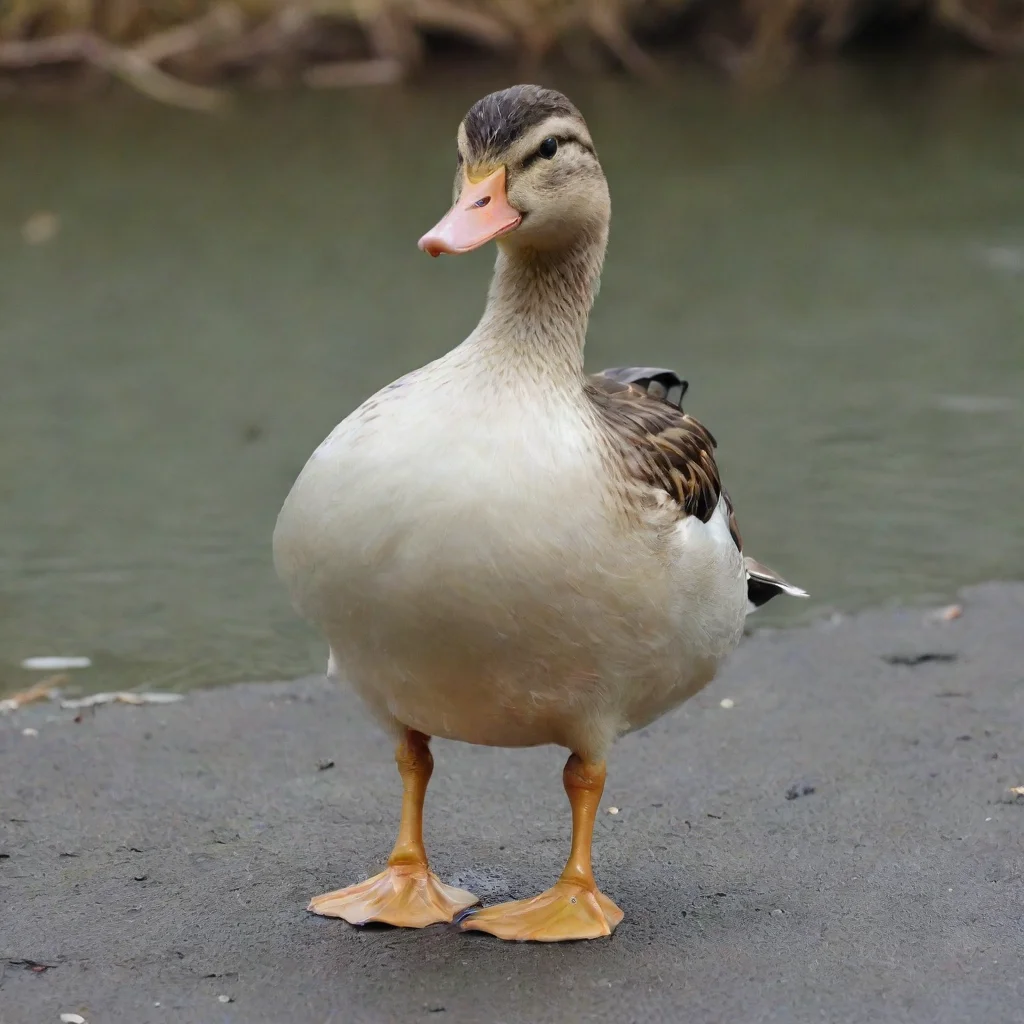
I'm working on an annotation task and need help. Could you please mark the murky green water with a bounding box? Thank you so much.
[2,60,1023,698]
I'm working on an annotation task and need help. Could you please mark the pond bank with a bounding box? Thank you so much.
[3,582,1022,1023]
[1,1,1023,111]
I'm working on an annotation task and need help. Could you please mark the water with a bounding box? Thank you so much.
[2,60,1023,698]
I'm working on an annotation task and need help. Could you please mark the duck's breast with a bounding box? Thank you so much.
[273,372,746,750]
[273,369,612,634]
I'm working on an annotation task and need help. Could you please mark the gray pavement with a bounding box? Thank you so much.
[2,583,1022,1024]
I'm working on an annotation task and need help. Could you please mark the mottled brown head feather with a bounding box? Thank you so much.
[462,85,584,159]
[588,367,740,548]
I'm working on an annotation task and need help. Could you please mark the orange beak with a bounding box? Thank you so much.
[418,167,522,257]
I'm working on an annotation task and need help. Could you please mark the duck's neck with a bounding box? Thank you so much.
[467,226,608,384]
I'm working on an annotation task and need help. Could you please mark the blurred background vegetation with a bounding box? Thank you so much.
[1,0,1023,109]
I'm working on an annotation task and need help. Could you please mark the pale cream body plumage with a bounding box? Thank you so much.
[273,85,805,941]
[274,301,746,760]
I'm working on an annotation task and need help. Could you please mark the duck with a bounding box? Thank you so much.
[272,83,807,943]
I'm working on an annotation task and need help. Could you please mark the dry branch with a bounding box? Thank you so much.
[407,0,516,50]
[0,0,1021,107]
[213,5,313,66]
[0,3,248,111]
[131,2,245,63]
[937,0,1024,55]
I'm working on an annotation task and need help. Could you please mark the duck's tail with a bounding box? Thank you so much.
[745,557,808,614]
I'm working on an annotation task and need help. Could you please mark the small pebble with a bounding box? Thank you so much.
[60,1015,86,1024]
[719,698,735,709]
[22,727,38,737]
[218,995,233,1003]
[926,604,962,623]
[607,806,619,815]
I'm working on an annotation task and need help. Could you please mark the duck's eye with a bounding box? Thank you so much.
[538,137,558,160]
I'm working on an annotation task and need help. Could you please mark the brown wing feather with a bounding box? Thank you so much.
[587,367,738,543]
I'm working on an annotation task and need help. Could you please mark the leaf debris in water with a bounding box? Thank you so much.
[21,656,91,671]
[0,674,68,714]
[61,692,184,709]
[22,211,60,245]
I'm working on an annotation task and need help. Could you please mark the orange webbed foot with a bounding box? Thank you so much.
[309,864,478,928]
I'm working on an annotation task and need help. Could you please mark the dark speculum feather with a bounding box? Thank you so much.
[747,576,785,608]
[462,85,582,157]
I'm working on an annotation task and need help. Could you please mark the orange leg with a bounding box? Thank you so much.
[308,729,478,928]
[459,754,623,941]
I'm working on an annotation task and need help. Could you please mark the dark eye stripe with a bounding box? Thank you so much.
[521,135,595,169]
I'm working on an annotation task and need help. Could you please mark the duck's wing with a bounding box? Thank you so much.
[594,366,689,409]
[744,557,809,611]
[586,366,724,527]
[588,366,808,612]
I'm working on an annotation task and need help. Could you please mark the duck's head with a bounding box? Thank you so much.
[419,85,609,258]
